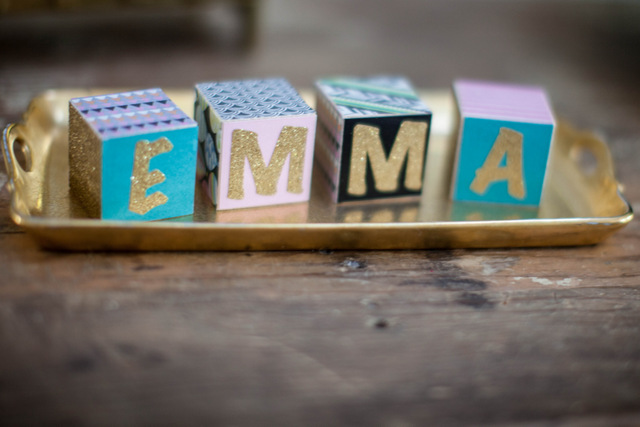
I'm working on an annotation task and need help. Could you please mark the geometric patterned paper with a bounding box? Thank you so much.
[196,78,314,121]
[315,76,431,118]
[71,88,194,139]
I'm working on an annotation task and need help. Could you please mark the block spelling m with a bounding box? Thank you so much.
[315,76,432,203]
[195,78,317,211]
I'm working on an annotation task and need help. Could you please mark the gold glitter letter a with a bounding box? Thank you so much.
[470,127,525,199]
[348,121,428,196]
[228,126,308,200]
[129,137,173,215]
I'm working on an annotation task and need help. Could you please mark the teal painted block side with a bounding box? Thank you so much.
[453,117,554,206]
[101,128,198,221]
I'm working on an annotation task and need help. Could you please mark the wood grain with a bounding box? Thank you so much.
[1,1,640,425]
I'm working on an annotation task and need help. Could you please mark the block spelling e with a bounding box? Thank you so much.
[69,88,198,220]
[315,76,432,203]
[195,78,317,211]
[452,80,555,206]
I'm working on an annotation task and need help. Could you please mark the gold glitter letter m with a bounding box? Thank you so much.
[129,137,173,215]
[470,127,525,199]
[228,126,308,200]
[348,121,428,196]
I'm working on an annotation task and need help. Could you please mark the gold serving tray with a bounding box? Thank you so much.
[2,89,633,251]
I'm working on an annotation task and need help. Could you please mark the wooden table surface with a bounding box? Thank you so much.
[1,2,639,425]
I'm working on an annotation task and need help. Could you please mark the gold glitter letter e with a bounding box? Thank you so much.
[228,126,308,200]
[470,127,525,199]
[348,121,428,196]
[129,137,173,215]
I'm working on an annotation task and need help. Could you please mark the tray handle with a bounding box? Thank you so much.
[568,125,617,188]
[553,121,631,218]
[3,124,32,184]
[2,123,44,217]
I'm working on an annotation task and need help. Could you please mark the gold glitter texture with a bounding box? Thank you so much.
[69,105,102,218]
[347,121,428,196]
[129,137,173,215]
[228,126,308,200]
[470,127,525,199]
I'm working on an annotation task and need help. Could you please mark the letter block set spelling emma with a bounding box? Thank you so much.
[69,88,198,221]
[67,77,557,222]
[194,78,317,211]
[314,76,432,203]
[451,80,555,206]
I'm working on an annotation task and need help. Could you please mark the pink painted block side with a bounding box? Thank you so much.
[216,115,317,211]
[454,79,554,124]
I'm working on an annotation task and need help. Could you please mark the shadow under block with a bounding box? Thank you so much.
[314,76,432,203]
[451,80,555,206]
[68,88,198,221]
[194,78,317,211]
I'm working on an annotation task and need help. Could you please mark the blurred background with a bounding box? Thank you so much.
[1,0,639,192]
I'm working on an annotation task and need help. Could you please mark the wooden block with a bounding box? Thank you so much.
[451,80,555,206]
[314,76,432,203]
[195,78,317,211]
[69,88,198,221]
